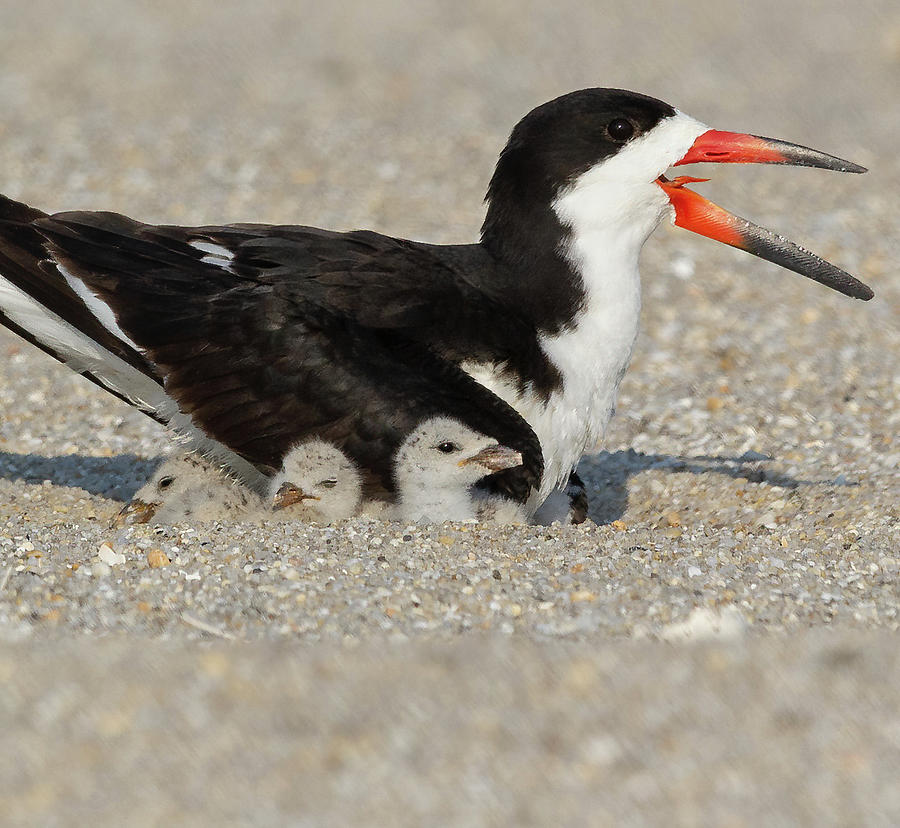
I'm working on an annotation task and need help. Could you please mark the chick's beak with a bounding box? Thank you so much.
[110,499,160,528]
[460,445,524,473]
[272,482,319,511]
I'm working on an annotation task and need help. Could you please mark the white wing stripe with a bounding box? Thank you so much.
[57,261,144,352]
[189,240,236,272]
[0,272,268,493]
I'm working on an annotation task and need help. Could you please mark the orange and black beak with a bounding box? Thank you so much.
[658,130,873,301]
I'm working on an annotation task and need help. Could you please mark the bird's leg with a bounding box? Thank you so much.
[532,470,589,525]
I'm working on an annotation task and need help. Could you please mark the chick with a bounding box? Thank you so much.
[268,439,362,524]
[392,416,524,523]
[112,453,262,526]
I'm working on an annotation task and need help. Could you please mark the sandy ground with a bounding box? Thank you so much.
[0,0,898,824]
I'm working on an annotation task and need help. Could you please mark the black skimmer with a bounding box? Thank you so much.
[113,452,263,526]
[0,88,871,517]
[269,439,363,523]
[392,416,524,523]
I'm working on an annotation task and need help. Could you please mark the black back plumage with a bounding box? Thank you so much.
[24,210,543,499]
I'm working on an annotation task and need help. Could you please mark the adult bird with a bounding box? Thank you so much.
[0,88,871,517]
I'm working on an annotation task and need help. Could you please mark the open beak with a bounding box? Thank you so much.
[459,445,523,473]
[110,499,159,528]
[657,130,873,301]
[272,482,319,511]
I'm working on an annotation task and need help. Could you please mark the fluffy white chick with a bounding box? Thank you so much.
[471,490,529,524]
[392,416,524,523]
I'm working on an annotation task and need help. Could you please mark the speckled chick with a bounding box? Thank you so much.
[268,439,363,524]
[113,453,263,526]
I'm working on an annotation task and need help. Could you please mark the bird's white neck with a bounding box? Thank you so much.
[471,112,709,507]
[466,181,671,506]
[541,176,674,477]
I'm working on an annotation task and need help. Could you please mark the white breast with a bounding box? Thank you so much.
[467,111,708,508]
[464,246,643,506]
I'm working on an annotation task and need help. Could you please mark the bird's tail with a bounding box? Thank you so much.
[0,194,163,406]
[0,193,268,492]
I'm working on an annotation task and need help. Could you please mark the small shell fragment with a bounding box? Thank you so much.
[147,549,171,568]
[98,542,126,566]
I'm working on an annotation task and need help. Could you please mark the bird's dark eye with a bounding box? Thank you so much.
[437,442,460,453]
[319,478,338,489]
[607,118,634,142]
[157,476,175,491]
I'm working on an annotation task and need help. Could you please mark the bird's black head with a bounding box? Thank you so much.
[480,89,682,328]
[481,87,873,306]
[485,88,677,214]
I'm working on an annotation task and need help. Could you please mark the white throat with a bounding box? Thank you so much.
[469,112,708,507]
[397,481,477,523]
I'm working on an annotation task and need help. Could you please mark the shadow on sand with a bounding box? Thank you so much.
[0,451,164,502]
[0,447,853,517]
[579,448,855,525]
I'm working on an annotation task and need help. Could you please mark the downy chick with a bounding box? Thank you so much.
[392,416,525,523]
[269,439,362,524]
[113,453,262,526]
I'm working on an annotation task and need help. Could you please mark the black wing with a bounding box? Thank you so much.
[0,196,162,408]
[29,210,543,498]
[156,220,560,396]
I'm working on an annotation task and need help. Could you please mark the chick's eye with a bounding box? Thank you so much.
[437,442,460,454]
[319,479,338,489]
[607,118,634,142]
[158,476,175,491]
